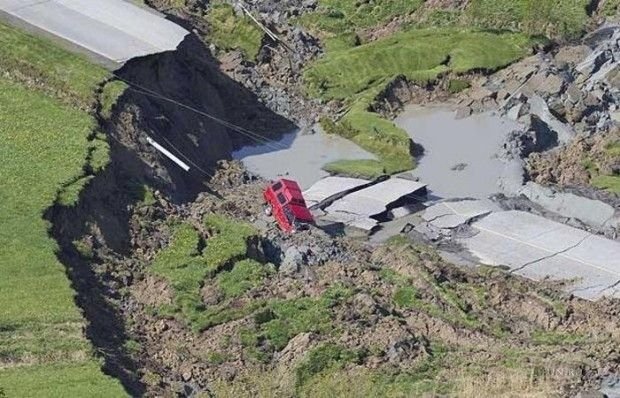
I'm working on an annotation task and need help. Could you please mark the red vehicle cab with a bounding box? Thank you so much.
[263,179,314,233]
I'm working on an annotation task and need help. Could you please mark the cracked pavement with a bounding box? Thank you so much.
[459,210,620,300]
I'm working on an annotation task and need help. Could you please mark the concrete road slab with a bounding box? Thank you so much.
[461,210,620,300]
[421,199,497,229]
[303,176,369,208]
[320,178,426,232]
[0,0,188,65]
[326,179,426,217]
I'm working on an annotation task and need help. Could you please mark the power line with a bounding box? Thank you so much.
[111,74,288,152]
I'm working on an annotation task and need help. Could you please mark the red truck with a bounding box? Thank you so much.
[263,179,314,233]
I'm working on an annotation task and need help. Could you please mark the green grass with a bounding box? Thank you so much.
[207,2,264,60]
[530,330,586,346]
[298,351,451,397]
[592,175,620,193]
[150,216,258,331]
[295,343,362,390]
[298,0,424,37]
[0,22,125,395]
[448,78,471,93]
[305,29,531,101]
[100,80,128,119]
[0,79,93,328]
[216,259,274,299]
[601,0,620,16]
[307,28,532,178]
[241,285,354,356]
[604,140,620,158]
[0,362,124,397]
[0,22,109,109]
[466,0,590,40]
[393,286,420,309]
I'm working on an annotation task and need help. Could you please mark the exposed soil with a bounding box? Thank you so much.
[527,128,619,196]
[53,162,620,396]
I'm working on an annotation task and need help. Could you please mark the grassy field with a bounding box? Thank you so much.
[307,28,532,177]
[0,22,109,109]
[0,22,126,396]
[206,2,264,60]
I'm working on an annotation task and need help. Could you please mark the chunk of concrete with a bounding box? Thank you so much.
[519,182,620,229]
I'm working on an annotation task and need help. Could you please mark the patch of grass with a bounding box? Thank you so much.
[203,214,257,274]
[592,175,620,193]
[100,80,127,119]
[150,216,259,331]
[295,343,362,390]
[601,0,620,16]
[73,240,94,259]
[259,298,335,351]
[216,259,274,299]
[324,32,361,52]
[298,0,424,37]
[604,140,620,158]
[193,301,264,332]
[448,78,471,93]
[57,176,94,206]
[242,285,354,354]
[88,135,111,173]
[123,339,142,356]
[379,268,409,285]
[0,362,126,397]
[0,22,109,109]
[393,286,420,309]
[298,354,451,397]
[322,159,390,179]
[307,28,532,178]
[531,330,586,346]
[206,351,231,365]
[305,29,530,101]
[466,0,590,40]
[206,2,264,60]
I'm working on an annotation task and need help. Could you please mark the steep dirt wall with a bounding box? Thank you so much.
[109,35,295,203]
[45,33,295,393]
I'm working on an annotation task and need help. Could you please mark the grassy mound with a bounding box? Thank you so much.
[0,22,126,396]
[150,216,261,332]
[307,29,532,178]
[206,2,264,60]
